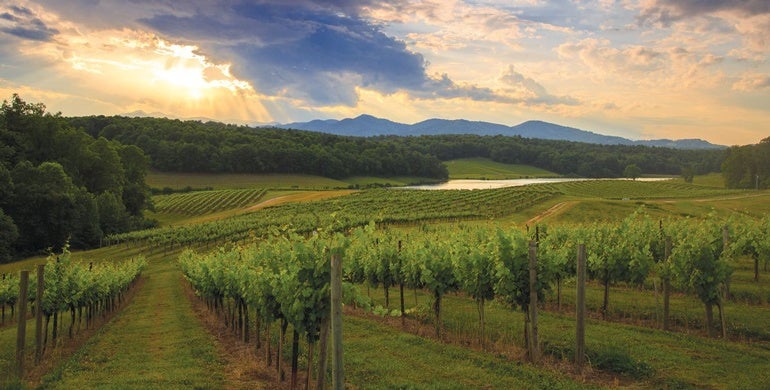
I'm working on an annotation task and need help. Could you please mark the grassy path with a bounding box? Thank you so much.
[36,252,233,389]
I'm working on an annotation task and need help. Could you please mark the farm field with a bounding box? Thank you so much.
[2,173,770,389]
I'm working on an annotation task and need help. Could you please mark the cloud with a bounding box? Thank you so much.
[0,5,59,41]
[134,1,517,106]
[732,73,770,91]
[637,0,770,53]
[557,38,666,75]
[498,65,579,106]
[639,0,770,25]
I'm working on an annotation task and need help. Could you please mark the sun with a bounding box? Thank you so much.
[152,64,207,100]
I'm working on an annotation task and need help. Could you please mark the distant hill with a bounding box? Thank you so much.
[278,115,723,149]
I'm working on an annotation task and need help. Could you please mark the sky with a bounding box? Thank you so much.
[1,1,768,146]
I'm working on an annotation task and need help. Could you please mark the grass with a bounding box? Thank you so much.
[671,173,726,188]
[148,171,442,191]
[537,193,770,225]
[344,315,590,389]
[34,249,228,389]
[147,171,349,190]
[343,176,441,187]
[445,158,558,179]
[363,279,770,389]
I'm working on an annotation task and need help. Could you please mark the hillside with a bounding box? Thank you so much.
[279,115,723,150]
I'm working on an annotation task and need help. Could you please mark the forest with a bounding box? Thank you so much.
[69,115,725,179]
[0,95,153,261]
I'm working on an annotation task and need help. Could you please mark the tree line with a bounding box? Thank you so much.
[68,116,725,180]
[0,95,154,262]
[721,137,770,189]
[68,116,449,180]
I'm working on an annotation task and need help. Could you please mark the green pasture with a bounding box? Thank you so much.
[445,158,558,179]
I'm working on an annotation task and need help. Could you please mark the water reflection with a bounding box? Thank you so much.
[403,178,672,190]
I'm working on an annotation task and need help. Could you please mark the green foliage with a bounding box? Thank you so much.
[69,116,449,179]
[623,163,642,180]
[669,222,731,306]
[444,158,557,179]
[493,229,544,312]
[721,137,770,189]
[681,165,695,183]
[153,188,267,216]
[0,210,18,264]
[179,231,347,345]
[452,228,496,304]
[111,186,556,247]
[0,94,153,256]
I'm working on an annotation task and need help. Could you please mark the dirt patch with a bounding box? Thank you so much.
[244,190,355,212]
[526,201,576,226]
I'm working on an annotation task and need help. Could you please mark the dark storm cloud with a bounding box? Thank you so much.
[0,5,59,41]
[139,1,437,105]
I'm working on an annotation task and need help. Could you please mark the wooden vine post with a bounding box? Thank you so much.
[575,244,586,373]
[662,238,672,331]
[398,240,405,326]
[16,270,30,379]
[528,240,540,363]
[331,253,344,390]
[35,264,45,364]
[719,225,729,339]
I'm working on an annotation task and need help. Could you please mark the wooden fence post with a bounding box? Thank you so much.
[528,241,540,363]
[331,253,344,390]
[576,244,586,373]
[663,237,671,330]
[16,270,30,379]
[35,264,44,364]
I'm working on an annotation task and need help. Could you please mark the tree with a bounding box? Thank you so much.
[8,161,80,252]
[96,191,129,235]
[0,209,18,263]
[681,165,695,183]
[623,164,642,180]
[118,144,151,216]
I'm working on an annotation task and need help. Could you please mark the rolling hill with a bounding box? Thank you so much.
[278,114,723,149]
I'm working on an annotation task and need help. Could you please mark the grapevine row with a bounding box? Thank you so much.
[153,188,267,215]
[112,187,557,247]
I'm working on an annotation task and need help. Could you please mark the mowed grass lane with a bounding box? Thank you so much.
[37,250,238,389]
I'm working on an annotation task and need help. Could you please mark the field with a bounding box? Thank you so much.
[445,158,558,179]
[2,171,770,389]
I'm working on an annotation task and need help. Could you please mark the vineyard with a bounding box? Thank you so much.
[111,186,557,247]
[2,178,770,388]
[0,248,146,384]
[531,179,742,199]
[177,211,770,388]
[152,188,267,215]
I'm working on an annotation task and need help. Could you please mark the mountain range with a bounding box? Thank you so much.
[277,114,723,149]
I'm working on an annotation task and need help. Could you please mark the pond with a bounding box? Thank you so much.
[403,177,672,190]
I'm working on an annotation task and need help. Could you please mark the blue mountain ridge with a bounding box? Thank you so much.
[277,114,723,149]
